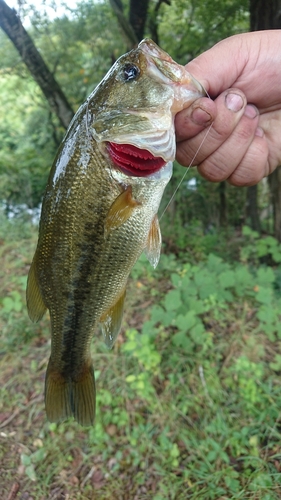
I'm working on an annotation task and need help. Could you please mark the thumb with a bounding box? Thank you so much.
[185,33,249,98]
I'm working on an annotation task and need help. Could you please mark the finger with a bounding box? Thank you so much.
[176,89,247,167]
[175,97,216,142]
[227,133,270,186]
[184,31,278,101]
[197,104,260,182]
[184,36,247,95]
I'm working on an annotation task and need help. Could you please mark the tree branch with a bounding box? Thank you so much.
[149,0,171,45]
[129,0,149,42]
[0,0,74,129]
[109,0,138,48]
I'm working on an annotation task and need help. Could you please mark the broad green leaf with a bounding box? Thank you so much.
[31,448,46,463]
[190,322,205,344]
[2,297,14,312]
[164,290,182,311]
[175,311,198,332]
[256,267,275,285]
[219,270,235,288]
[25,464,37,482]
[172,331,192,350]
[271,249,281,263]
[256,242,269,257]
[21,453,31,466]
[150,305,166,324]
[255,286,272,305]
[242,225,259,238]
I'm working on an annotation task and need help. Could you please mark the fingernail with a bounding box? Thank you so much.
[255,126,264,137]
[244,104,258,119]
[225,93,244,112]
[191,107,212,125]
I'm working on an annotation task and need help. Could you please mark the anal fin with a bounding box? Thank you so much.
[105,185,140,235]
[144,215,162,269]
[26,258,47,322]
[100,289,126,349]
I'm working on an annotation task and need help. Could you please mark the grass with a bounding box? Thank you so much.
[1,215,281,499]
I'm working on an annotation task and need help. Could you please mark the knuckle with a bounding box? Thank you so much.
[198,158,229,182]
[228,156,265,187]
[234,121,257,143]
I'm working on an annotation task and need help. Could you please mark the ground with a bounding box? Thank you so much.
[1,219,281,500]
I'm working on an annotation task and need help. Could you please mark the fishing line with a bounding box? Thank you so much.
[159,122,213,221]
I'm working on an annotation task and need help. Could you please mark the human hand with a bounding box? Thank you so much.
[175,30,281,186]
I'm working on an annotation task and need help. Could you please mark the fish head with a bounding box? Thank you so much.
[87,39,205,177]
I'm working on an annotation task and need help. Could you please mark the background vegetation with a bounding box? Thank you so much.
[1,0,281,499]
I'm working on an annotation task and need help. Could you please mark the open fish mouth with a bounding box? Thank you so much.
[107,142,166,177]
[89,39,205,177]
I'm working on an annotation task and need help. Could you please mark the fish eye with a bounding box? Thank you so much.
[123,64,140,82]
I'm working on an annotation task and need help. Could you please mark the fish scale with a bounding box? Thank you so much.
[26,39,205,425]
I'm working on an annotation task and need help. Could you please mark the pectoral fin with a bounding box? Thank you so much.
[100,289,126,349]
[144,215,162,269]
[26,258,47,322]
[105,185,140,235]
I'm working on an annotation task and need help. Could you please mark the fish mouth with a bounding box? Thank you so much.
[91,39,205,173]
[107,142,166,177]
[139,39,205,113]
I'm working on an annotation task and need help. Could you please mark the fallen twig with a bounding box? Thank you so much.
[6,481,20,500]
[0,394,43,429]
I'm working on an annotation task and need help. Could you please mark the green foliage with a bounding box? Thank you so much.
[0,1,126,210]
[21,447,47,482]
[241,225,281,265]
[0,0,252,226]
[27,1,126,107]
[1,219,281,498]
[1,2,281,498]
[2,290,24,313]
[122,328,161,401]
[159,163,248,251]
[158,0,249,63]
[0,73,57,207]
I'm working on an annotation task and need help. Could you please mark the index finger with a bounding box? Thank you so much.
[176,96,217,142]
[176,89,247,167]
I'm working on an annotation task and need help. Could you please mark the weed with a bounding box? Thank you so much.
[1,220,281,499]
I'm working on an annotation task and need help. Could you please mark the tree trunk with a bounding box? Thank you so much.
[109,0,138,48]
[149,0,171,45]
[219,181,227,227]
[246,184,261,232]
[0,0,74,129]
[250,0,281,29]
[268,168,281,241]
[129,0,149,41]
[246,185,261,232]
[249,0,281,240]
[110,0,164,47]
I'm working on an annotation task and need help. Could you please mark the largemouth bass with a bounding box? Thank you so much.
[26,39,205,426]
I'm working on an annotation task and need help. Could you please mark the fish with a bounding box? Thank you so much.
[26,39,205,426]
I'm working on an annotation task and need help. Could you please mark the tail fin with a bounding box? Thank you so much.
[45,359,96,426]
